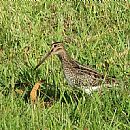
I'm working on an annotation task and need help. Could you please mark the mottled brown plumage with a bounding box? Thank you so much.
[35,42,117,94]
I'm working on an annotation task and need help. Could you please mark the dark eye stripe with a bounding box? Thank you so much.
[56,48,62,51]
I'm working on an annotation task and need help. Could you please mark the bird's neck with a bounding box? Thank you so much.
[57,51,70,64]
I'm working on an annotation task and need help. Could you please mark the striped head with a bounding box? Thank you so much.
[34,42,66,70]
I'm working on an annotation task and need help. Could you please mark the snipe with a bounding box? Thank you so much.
[34,42,117,94]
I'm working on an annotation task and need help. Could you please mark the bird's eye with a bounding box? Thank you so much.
[53,44,57,47]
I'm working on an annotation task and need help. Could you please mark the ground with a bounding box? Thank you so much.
[0,0,130,130]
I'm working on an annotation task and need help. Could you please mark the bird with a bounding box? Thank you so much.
[34,42,117,94]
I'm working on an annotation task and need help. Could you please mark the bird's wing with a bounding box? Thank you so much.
[70,59,103,77]
[71,59,117,85]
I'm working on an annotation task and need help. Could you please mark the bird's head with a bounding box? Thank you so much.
[34,42,65,70]
[50,42,65,55]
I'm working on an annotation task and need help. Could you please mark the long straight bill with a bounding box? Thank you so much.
[34,50,52,70]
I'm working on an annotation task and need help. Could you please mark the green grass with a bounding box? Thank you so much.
[0,0,130,130]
